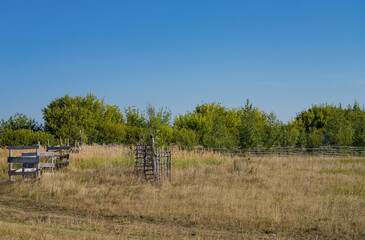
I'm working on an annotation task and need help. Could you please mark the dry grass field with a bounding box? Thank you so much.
[0,145,364,239]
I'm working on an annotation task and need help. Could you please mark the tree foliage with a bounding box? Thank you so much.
[0,129,56,146]
[174,103,240,148]
[0,113,42,132]
[1,93,365,149]
[294,102,365,147]
[42,94,124,144]
[237,100,281,149]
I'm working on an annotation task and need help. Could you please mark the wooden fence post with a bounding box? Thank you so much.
[37,142,40,180]
[9,148,13,182]
[80,130,83,146]
[151,135,159,180]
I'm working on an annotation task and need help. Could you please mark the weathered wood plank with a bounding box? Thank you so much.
[22,152,55,157]
[8,157,40,164]
[53,154,69,158]
[40,162,55,168]
[22,152,36,156]
[56,162,69,167]
[47,146,71,150]
[14,168,37,172]
[41,152,55,157]
[7,145,39,150]
[8,170,38,176]
[23,163,36,168]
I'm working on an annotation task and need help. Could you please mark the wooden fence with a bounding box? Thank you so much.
[7,143,55,181]
[195,146,365,157]
[134,135,171,181]
[46,139,71,168]
[7,141,72,182]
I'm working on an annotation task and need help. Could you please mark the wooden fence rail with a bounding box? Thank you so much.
[195,146,365,157]
[46,139,71,168]
[134,135,172,181]
[6,140,73,182]
[7,144,42,181]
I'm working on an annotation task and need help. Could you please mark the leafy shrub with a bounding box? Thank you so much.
[0,113,42,132]
[43,93,124,144]
[124,126,144,145]
[96,122,126,144]
[0,129,56,147]
[173,128,197,149]
[306,127,324,148]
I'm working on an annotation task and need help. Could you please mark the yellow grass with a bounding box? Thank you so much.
[0,145,364,239]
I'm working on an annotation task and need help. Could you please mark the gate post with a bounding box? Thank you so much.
[151,135,159,180]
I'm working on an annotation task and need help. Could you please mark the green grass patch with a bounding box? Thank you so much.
[173,156,228,169]
[332,181,365,197]
[0,164,7,175]
[339,159,365,164]
[321,168,365,176]
[73,156,135,169]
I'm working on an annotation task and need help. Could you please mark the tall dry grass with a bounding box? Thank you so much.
[0,145,364,239]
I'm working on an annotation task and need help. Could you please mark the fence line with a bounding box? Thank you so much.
[195,146,365,157]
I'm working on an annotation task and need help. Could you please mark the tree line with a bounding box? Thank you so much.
[1,94,364,149]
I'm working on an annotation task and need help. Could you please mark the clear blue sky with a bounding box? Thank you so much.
[1,0,364,123]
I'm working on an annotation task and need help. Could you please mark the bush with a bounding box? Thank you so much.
[278,124,300,147]
[156,125,173,147]
[43,93,124,144]
[306,127,324,148]
[0,129,56,147]
[173,129,197,149]
[124,126,144,145]
[0,113,42,132]
[96,122,126,144]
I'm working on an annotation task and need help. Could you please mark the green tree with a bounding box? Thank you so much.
[0,129,56,147]
[238,100,265,149]
[174,102,240,148]
[296,127,307,147]
[96,122,126,144]
[306,127,324,148]
[294,103,359,147]
[262,112,281,148]
[202,114,238,149]
[278,123,300,147]
[146,104,172,129]
[325,107,353,146]
[172,128,197,149]
[143,105,173,147]
[347,101,365,146]
[295,105,331,131]
[155,125,174,147]
[124,126,144,145]
[0,113,42,132]
[43,93,124,144]
[124,107,147,127]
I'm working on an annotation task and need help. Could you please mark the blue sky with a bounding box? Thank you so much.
[1,0,364,123]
